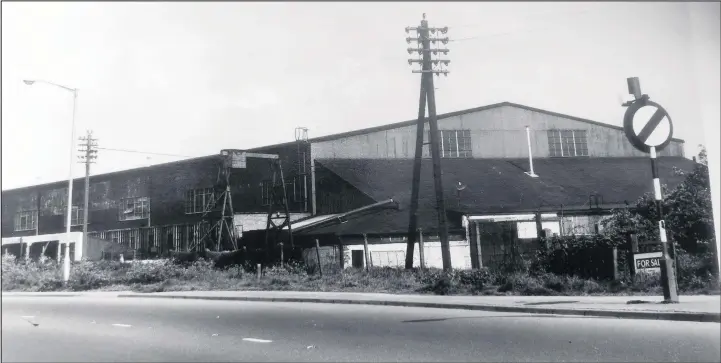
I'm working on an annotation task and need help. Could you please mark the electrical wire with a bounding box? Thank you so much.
[448,8,594,30]
[60,11,598,162]
[96,147,194,159]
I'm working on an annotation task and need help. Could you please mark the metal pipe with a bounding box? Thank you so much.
[64,89,78,282]
[525,126,537,177]
[294,198,398,233]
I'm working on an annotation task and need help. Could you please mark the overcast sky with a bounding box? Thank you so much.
[2,2,719,191]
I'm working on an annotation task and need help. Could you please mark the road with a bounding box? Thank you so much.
[2,295,719,362]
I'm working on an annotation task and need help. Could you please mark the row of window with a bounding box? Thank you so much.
[418,129,589,158]
[547,130,589,157]
[14,207,86,231]
[12,179,309,231]
[13,196,149,231]
[261,177,306,207]
[423,130,473,158]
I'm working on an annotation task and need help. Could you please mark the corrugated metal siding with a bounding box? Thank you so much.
[310,105,685,160]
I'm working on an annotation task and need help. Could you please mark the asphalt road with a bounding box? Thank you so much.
[2,295,719,362]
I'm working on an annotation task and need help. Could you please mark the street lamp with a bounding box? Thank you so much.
[24,79,78,284]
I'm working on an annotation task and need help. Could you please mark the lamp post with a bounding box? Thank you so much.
[24,79,78,283]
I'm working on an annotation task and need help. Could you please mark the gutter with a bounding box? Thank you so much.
[451,203,629,216]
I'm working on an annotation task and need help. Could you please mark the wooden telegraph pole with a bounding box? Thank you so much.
[404,14,452,271]
[78,130,98,253]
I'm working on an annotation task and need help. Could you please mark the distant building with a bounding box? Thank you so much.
[1,143,312,260]
[1,102,693,268]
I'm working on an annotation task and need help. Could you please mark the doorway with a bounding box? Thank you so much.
[351,250,364,268]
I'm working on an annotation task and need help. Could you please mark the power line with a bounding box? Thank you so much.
[449,8,594,30]
[96,147,194,159]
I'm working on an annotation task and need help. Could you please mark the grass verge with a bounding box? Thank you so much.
[3,254,719,296]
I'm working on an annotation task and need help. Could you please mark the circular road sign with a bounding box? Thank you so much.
[623,100,674,153]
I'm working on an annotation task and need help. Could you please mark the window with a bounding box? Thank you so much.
[63,206,84,226]
[561,215,602,236]
[261,181,273,206]
[119,197,150,221]
[185,188,214,214]
[281,179,296,204]
[297,152,307,174]
[261,180,295,206]
[548,130,589,157]
[387,137,397,158]
[385,236,406,242]
[441,130,471,158]
[288,176,305,203]
[370,251,406,268]
[423,130,430,157]
[423,130,472,158]
[14,211,37,231]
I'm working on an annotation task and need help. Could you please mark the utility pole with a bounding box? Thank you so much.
[404,14,452,271]
[78,130,98,254]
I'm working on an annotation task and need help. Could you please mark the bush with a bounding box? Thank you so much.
[1,251,718,297]
[2,253,64,292]
[535,235,624,280]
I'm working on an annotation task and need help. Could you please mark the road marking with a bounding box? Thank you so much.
[243,338,272,343]
[112,323,132,328]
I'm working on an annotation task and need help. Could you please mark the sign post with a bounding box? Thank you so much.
[622,77,679,303]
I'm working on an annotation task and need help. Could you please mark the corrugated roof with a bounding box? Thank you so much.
[299,157,695,236]
[4,101,686,193]
[302,101,686,144]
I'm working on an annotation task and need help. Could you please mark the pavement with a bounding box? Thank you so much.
[7,290,715,323]
[2,294,720,362]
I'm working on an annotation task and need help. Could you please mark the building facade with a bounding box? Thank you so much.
[296,102,690,270]
[2,101,692,267]
[1,143,312,258]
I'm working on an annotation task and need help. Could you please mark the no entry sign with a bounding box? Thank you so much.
[623,100,674,153]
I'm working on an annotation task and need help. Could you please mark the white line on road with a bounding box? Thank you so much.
[111,323,132,328]
[242,338,272,343]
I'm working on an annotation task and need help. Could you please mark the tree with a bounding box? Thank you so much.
[602,145,715,253]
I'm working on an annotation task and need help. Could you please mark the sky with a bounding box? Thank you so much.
[2,3,719,200]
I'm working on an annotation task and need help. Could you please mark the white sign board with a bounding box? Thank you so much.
[634,252,662,274]
[230,151,247,169]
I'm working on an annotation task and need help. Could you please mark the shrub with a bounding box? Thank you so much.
[536,234,624,280]
[68,261,115,291]
[125,260,181,284]
[457,268,493,289]
[2,253,64,292]
[2,250,717,297]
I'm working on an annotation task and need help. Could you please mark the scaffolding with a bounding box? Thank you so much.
[263,156,294,261]
[187,149,293,254]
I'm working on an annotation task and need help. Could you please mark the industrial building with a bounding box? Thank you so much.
[1,101,695,269]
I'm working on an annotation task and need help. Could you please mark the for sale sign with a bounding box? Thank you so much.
[634,252,662,274]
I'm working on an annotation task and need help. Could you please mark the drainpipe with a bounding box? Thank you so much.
[310,159,317,215]
[525,126,538,178]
